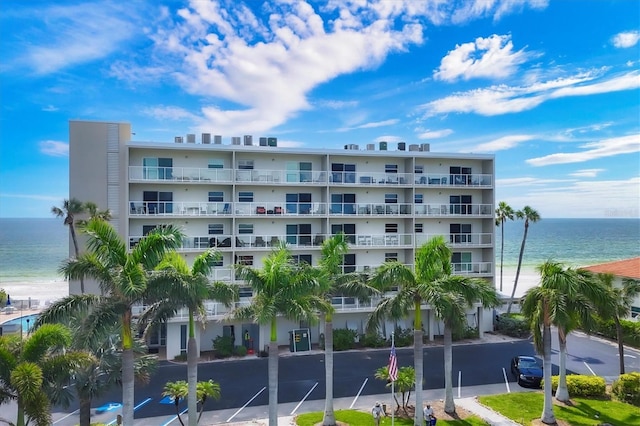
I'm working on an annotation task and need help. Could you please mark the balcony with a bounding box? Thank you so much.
[129,166,233,183]
[330,171,413,186]
[414,203,493,217]
[415,233,492,247]
[415,173,492,187]
[452,262,493,276]
[129,201,232,216]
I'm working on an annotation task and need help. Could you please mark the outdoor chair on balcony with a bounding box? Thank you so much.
[256,206,266,214]
[313,235,325,246]
[255,236,266,247]
[269,236,280,247]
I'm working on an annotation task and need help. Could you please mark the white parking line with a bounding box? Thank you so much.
[53,409,79,424]
[350,378,368,409]
[290,382,319,415]
[458,371,462,398]
[226,386,266,423]
[584,361,596,376]
[502,368,511,393]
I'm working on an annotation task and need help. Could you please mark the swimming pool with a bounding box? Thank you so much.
[1,313,38,333]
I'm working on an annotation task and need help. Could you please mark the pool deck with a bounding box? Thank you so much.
[1,302,44,326]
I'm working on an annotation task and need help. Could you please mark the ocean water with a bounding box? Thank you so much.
[0,217,638,291]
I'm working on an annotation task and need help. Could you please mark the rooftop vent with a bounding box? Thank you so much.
[366,144,375,150]
[379,141,388,151]
[231,137,241,145]
[214,135,222,144]
[202,133,211,144]
[267,137,277,147]
[409,144,419,151]
[174,136,183,144]
[259,137,268,146]
[186,134,196,143]
[420,143,430,152]
[344,144,359,150]
[398,142,406,151]
[244,135,253,146]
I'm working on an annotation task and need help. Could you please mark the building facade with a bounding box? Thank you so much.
[69,120,496,359]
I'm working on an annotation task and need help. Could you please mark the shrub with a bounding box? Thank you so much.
[544,375,606,397]
[453,325,479,341]
[173,353,187,362]
[234,344,248,357]
[612,372,640,406]
[495,314,530,338]
[212,335,234,358]
[394,327,414,347]
[359,331,387,348]
[333,328,358,351]
[589,317,640,348]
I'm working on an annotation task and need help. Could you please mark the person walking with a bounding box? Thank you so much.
[424,403,437,426]
[371,401,385,425]
[243,329,250,350]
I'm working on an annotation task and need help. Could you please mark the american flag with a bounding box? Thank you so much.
[388,344,398,382]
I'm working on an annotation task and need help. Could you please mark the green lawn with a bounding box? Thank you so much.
[295,409,488,425]
[478,392,640,425]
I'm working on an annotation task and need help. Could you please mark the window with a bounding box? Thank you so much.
[143,157,173,180]
[331,163,356,183]
[452,252,472,272]
[208,191,224,202]
[208,159,224,169]
[286,224,312,245]
[293,254,312,265]
[212,257,223,267]
[143,191,173,214]
[238,287,253,298]
[450,166,472,185]
[415,194,423,204]
[385,253,398,262]
[238,224,253,234]
[385,164,398,173]
[238,191,254,202]
[286,193,312,214]
[237,255,253,266]
[342,253,356,273]
[415,223,423,233]
[385,193,398,204]
[450,224,472,243]
[450,195,472,215]
[209,224,224,235]
[331,223,356,244]
[238,160,254,170]
[331,193,356,214]
[414,165,424,174]
[385,223,398,233]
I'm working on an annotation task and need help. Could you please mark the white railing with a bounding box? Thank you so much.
[129,201,232,216]
[129,166,233,183]
[414,204,493,216]
[415,233,492,247]
[414,173,492,187]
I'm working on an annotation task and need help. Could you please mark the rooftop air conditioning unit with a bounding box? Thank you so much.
[259,137,268,146]
[409,144,419,151]
[174,136,183,143]
[186,134,196,143]
[202,133,211,144]
[214,135,222,144]
[398,142,406,151]
[420,143,431,152]
[244,135,253,146]
[267,137,277,147]
[231,137,241,145]
[379,141,388,151]
[366,144,375,150]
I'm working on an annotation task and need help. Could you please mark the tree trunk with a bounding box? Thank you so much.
[443,325,456,414]
[268,339,279,426]
[187,312,198,426]
[507,221,529,314]
[187,338,198,426]
[541,323,556,424]
[322,316,336,426]
[413,328,424,426]
[556,328,570,402]
[79,395,92,426]
[122,347,135,425]
[16,398,25,426]
[615,317,625,374]
[499,222,505,292]
[69,223,85,294]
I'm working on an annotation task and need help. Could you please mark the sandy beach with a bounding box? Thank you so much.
[1,279,69,305]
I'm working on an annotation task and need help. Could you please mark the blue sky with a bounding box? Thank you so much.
[1,0,638,219]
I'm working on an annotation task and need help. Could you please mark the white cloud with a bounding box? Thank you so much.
[569,169,605,178]
[451,0,548,24]
[316,100,359,109]
[39,140,68,157]
[374,135,404,143]
[0,193,64,202]
[423,70,640,116]
[526,134,640,166]
[42,105,58,112]
[417,129,453,140]
[475,134,535,152]
[337,119,399,132]
[612,31,640,48]
[11,3,140,75]
[142,106,199,122]
[434,34,531,82]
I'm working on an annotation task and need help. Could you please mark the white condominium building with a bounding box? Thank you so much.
[69,120,496,359]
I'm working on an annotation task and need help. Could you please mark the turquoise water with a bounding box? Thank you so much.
[0,313,38,332]
[0,218,638,282]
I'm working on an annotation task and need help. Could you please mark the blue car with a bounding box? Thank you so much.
[511,355,543,388]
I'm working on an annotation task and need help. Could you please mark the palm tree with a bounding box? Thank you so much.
[367,236,454,426]
[52,198,86,293]
[375,365,415,416]
[194,379,221,423]
[35,218,183,426]
[162,379,221,425]
[534,262,607,402]
[521,261,564,424]
[507,206,540,314]
[233,243,330,426]
[591,273,640,374]
[495,201,514,292]
[316,234,378,426]
[77,201,112,229]
[0,324,88,426]
[148,250,237,426]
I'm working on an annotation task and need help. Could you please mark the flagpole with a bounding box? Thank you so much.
[391,332,394,426]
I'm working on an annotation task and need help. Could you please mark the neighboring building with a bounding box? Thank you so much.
[582,257,640,318]
[69,120,496,359]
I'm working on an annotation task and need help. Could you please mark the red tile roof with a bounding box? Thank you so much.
[581,257,640,280]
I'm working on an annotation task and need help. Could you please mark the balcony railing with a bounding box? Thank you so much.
[129,166,493,188]
[414,203,493,216]
[129,201,232,216]
[416,233,492,247]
